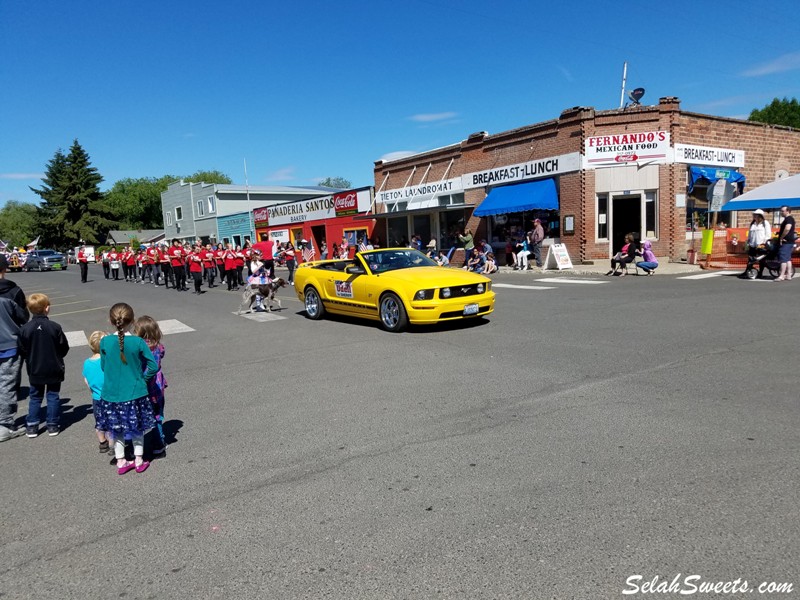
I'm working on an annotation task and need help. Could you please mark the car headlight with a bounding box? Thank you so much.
[441,287,451,298]
[477,283,484,294]
[414,289,434,300]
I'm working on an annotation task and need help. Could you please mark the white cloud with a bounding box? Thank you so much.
[558,65,575,83]
[379,151,417,163]
[741,51,800,77]
[0,173,44,180]
[266,167,295,182]
[408,112,458,123]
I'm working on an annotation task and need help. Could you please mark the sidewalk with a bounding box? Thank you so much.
[495,260,703,276]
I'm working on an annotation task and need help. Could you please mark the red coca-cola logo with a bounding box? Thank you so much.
[334,193,357,210]
[615,154,638,163]
[253,208,269,223]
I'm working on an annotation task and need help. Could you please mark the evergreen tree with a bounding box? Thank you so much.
[30,149,68,244]
[31,140,116,247]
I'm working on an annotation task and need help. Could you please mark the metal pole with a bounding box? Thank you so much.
[244,158,253,242]
[619,61,628,109]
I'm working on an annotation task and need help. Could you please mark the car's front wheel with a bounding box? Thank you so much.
[379,292,408,332]
[304,286,325,320]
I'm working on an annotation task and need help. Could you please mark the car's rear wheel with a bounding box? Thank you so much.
[304,286,325,320]
[379,292,408,332]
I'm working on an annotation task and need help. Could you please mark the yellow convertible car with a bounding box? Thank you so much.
[294,248,495,332]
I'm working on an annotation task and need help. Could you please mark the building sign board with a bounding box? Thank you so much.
[584,131,671,168]
[462,153,581,190]
[265,190,371,226]
[375,177,463,206]
[253,207,270,225]
[674,143,745,168]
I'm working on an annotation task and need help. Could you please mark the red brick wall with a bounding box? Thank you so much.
[373,98,800,262]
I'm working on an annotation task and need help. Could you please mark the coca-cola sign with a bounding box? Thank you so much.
[334,192,358,216]
[253,207,269,224]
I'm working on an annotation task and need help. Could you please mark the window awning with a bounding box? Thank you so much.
[473,178,558,217]
[688,166,746,194]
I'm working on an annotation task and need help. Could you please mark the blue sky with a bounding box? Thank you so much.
[1,0,798,206]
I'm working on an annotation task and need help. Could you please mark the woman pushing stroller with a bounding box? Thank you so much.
[739,209,772,278]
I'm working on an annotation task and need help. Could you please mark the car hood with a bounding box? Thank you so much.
[376,266,489,286]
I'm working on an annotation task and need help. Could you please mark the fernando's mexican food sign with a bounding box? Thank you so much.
[584,131,671,168]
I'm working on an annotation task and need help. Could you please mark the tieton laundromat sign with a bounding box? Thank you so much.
[584,131,671,168]
[375,177,463,208]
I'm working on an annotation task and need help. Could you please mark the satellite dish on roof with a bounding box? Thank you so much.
[628,87,645,105]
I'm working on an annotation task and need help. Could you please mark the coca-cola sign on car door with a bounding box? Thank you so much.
[334,191,358,216]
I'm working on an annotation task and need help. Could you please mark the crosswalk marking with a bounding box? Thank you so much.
[677,270,741,280]
[493,283,556,290]
[64,319,196,347]
[233,311,287,322]
[534,278,607,285]
[65,331,89,347]
[158,319,196,335]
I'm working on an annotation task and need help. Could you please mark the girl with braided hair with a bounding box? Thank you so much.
[95,303,159,475]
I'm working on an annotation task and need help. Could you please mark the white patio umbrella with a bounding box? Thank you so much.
[720,173,800,211]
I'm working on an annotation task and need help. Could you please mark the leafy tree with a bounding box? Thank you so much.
[0,201,39,247]
[317,176,351,189]
[31,140,117,247]
[749,97,800,129]
[183,170,232,184]
[106,175,176,229]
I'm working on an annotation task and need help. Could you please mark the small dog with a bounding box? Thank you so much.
[237,278,287,314]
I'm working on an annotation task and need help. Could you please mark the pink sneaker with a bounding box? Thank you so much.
[117,461,136,475]
[135,461,150,473]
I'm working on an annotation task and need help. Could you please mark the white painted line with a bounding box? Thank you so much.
[534,278,607,285]
[65,331,89,347]
[492,283,557,290]
[234,311,287,322]
[677,270,741,280]
[157,319,196,335]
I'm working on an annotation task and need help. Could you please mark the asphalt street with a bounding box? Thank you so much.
[0,264,797,599]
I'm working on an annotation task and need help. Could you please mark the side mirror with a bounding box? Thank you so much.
[345,264,366,275]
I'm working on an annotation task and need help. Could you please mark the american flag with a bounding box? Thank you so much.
[302,240,315,262]
[359,240,368,252]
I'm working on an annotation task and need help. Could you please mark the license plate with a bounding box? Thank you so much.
[463,303,479,315]
[52,264,62,270]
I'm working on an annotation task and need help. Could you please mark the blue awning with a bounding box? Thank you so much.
[688,166,746,194]
[473,178,558,217]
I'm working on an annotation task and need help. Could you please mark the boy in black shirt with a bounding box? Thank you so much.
[19,294,69,437]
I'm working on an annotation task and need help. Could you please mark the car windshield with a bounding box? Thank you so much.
[37,250,56,256]
[361,249,437,274]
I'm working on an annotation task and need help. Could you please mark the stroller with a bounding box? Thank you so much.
[744,239,783,279]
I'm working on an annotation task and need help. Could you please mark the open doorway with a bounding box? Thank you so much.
[310,225,325,258]
[612,194,641,253]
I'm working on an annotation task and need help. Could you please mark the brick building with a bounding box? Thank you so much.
[370,97,800,265]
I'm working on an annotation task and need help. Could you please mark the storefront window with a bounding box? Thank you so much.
[687,181,733,231]
[597,194,608,240]
[386,216,407,247]
[645,191,657,238]
[486,210,560,244]
[440,210,466,249]
[438,193,465,207]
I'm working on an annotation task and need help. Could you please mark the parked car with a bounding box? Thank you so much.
[25,249,67,271]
